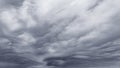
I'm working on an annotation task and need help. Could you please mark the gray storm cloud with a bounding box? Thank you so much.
[0,0,120,68]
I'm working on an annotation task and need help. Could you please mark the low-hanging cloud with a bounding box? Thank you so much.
[0,0,120,68]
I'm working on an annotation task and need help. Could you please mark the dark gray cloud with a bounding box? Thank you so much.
[0,0,24,9]
[0,0,120,68]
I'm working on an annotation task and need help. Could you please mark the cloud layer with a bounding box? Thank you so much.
[0,0,120,68]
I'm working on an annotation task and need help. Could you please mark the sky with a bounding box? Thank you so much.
[0,0,120,68]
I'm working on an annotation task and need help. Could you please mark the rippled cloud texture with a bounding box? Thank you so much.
[0,0,120,68]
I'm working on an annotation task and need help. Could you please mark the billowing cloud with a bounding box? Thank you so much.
[0,0,120,68]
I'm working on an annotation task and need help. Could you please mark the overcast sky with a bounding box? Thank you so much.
[0,0,120,68]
